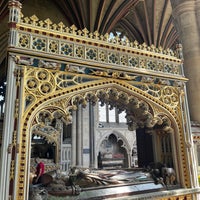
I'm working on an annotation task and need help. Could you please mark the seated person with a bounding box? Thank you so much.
[34,157,45,184]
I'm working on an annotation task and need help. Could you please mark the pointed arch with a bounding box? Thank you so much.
[18,78,187,197]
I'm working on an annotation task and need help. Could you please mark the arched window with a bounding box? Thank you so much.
[98,102,127,123]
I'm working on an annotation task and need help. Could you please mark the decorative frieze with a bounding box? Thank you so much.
[8,13,183,79]
[16,32,181,76]
[23,66,181,115]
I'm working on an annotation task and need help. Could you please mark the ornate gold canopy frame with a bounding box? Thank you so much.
[5,1,195,199]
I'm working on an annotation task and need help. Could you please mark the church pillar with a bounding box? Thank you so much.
[179,85,199,188]
[71,110,76,166]
[89,102,95,168]
[0,56,17,200]
[196,0,200,32]
[76,105,83,166]
[127,152,131,168]
[0,1,22,200]
[171,0,200,122]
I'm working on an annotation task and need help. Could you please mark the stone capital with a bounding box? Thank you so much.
[8,0,22,9]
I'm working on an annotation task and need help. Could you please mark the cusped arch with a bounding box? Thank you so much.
[67,86,178,133]
[30,108,69,145]
[96,130,132,156]
[19,79,184,194]
[26,80,180,149]
[24,79,180,132]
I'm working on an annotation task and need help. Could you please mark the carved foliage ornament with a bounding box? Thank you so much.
[48,88,174,133]
[31,109,68,145]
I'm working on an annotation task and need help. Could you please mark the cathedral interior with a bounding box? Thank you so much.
[1,0,200,199]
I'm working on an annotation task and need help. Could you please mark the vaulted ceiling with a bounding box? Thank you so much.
[0,0,179,83]
[59,0,178,48]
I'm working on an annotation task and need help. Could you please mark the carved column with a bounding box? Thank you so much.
[8,0,21,46]
[180,86,199,188]
[76,105,83,166]
[127,152,131,168]
[0,1,22,200]
[0,56,17,200]
[171,0,200,122]
[89,102,95,168]
[71,111,76,166]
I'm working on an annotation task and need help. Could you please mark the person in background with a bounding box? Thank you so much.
[35,157,45,184]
